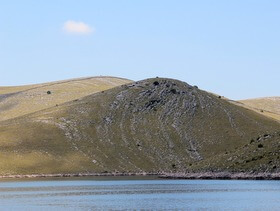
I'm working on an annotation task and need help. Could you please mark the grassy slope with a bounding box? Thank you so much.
[237,97,280,121]
[0,78,279,175]
[0,76,132,121]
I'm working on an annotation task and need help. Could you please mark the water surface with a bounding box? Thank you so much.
[0,177,280,210]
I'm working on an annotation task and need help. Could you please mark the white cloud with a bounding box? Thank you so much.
[63,20,94,35]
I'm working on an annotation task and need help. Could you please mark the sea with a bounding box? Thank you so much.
[0,176,280,210]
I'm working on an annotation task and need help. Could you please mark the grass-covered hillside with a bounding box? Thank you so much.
[0,78,279,175]
[0,76,131,121]
[238,97,280,121]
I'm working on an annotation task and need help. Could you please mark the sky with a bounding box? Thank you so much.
[0,0,279,100]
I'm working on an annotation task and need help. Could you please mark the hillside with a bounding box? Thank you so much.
[0,76,131,121]
[238,97,280,121]
[0,78,279,176]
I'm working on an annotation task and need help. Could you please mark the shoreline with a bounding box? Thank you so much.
[0,172,159,179]
[0,172,280,180]
[159,172,280,180]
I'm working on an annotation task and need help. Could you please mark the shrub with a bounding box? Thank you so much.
[47,91,51,94]
[153,81,159,86]
[258,144,263,148]
[170,89,177,94]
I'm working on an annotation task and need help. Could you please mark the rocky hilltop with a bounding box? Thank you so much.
[0,78,279,176]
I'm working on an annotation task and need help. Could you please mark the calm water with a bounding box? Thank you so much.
[0,177,280,210]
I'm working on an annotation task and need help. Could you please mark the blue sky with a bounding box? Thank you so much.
[0,0,279,100]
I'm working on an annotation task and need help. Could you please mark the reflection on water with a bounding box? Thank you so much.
[0,177,280,210]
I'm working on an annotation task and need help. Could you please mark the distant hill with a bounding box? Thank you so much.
[0,77,279,176]
[0,76,131,121]
[238,97,280,121]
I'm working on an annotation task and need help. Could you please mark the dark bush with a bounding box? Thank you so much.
[47,91,51,94]
[170,89,177,94]
[258,144,263,148]
[153,81,159,86]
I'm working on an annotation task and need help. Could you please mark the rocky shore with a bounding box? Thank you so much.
[0,172,158,179]
[159,172,280,180]
[1,172,280,180]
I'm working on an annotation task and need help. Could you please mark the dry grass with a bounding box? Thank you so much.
[237,97,280,121]
[0,76,132,121]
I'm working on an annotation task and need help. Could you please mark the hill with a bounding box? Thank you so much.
[0,76,131,121]
[0,78,279,176]
[238,97,280,121]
